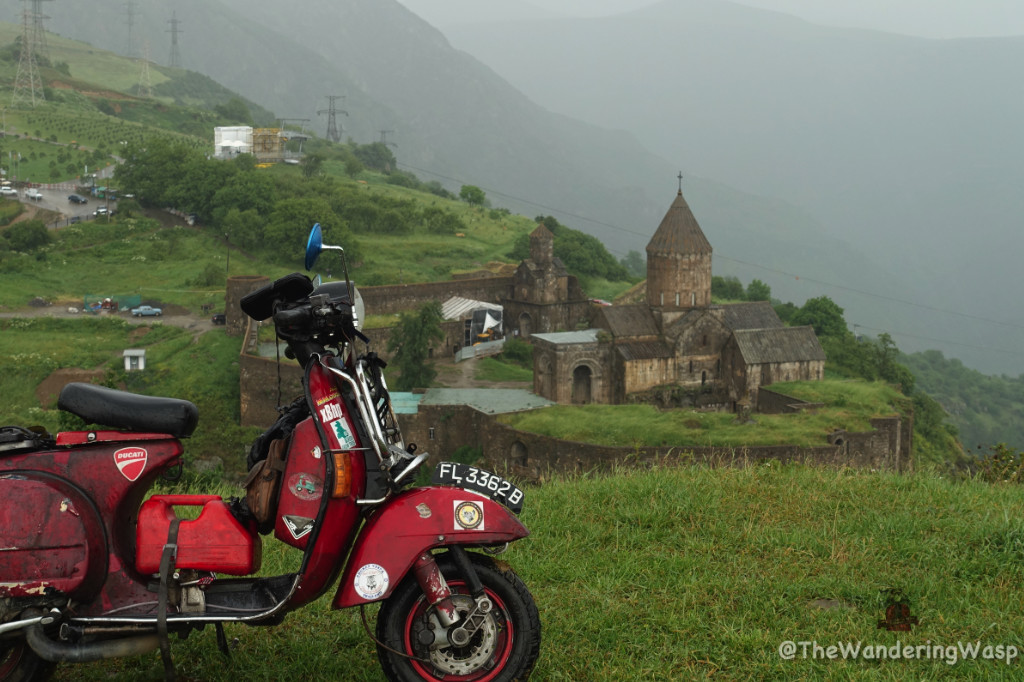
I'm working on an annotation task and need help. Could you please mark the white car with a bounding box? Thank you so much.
[0,186,17,197]
[24,188,42,201]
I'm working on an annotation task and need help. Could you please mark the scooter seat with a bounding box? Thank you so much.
[57,383,199,438]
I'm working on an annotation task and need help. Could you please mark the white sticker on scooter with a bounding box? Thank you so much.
[281,515,314,540]
[329,419,357,450]
[114,447,148,482]
[354,563,389,600]
[454,500,485,531]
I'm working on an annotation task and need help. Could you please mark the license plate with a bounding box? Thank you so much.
[430,462,524,514]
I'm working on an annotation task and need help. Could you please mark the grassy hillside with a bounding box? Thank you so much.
[499,380,905,450]
[47,464,1024,680]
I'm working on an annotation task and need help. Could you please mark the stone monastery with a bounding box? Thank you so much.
[526,187,826,410]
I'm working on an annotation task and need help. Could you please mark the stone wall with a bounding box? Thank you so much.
[225,275,270,337]
[397,403,914,482]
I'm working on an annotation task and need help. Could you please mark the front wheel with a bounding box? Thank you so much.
[376,552,540,682]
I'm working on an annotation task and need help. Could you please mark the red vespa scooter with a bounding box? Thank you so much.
[0,225,540,681]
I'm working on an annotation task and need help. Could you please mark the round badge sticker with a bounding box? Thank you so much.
[454,500,484,530]
[354,563,390,601]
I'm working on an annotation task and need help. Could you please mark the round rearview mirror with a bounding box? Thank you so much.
[305,223,323,271]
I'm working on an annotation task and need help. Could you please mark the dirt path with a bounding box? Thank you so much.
[0,305,215,339]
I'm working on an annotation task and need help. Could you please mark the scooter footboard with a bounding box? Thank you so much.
[333,487,528,608]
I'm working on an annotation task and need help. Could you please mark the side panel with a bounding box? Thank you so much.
[0,473,106,599]
[0,434,185,615]
[333,487,528,608]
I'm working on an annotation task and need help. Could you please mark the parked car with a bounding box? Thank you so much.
[211,313,226,325]
[69,216,82,224]
[24,188,43,201]
[0,186,18,197]
[130,305,162,317]
[68,194,88,204]
[93,206,108,216]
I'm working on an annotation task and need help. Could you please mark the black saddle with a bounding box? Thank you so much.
[57,383,199,438]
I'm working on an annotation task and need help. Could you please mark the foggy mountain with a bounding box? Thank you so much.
[420,0,1024,375]
[3,0,1014,373]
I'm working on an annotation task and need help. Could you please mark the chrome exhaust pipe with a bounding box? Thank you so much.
[25,623,159,663]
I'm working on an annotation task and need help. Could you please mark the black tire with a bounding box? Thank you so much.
[0,638,54,682]
[376,552,540,682]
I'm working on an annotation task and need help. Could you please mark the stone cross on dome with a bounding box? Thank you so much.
[677,171,683,194]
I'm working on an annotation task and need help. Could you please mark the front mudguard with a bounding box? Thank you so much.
[333,486,528,608]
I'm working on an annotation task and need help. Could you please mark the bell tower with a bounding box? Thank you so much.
[646,174,712,325]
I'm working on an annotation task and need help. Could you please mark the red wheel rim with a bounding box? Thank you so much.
[0,641,26,677]
[403,581,515,682]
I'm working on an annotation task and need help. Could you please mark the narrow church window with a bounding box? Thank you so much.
[689,360,693,373]
[675,292,680,306]
[701,371,707,385]
[702,334,708,347]
[429,427,435,440]
[660,293,664,305]
[691,292,696,306]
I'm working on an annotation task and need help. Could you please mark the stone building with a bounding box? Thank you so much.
[502,224,592,338]
[531,188,825,410]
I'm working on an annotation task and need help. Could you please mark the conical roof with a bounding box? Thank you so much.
[646,191,712,256]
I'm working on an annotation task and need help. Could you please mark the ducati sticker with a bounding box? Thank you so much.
[354,563,389,600]
[281,515,314,540]
[454,500,484,531]
[114,447,148,481]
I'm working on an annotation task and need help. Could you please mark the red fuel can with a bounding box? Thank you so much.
[136,495,261,575]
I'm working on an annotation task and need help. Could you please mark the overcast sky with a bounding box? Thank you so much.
[396,0,1024,39]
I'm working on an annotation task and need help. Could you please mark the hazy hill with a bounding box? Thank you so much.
[8,0,1020,375]
[434,0,1024,374]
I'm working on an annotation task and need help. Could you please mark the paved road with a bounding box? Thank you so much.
[18,186,117,224]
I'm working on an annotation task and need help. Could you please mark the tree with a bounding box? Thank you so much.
[1,220,49,252]
[619,250,646,279]
[459,185,487,207]
[791,296,849,339]
[745,279,771,302]
[711,275,744,301]
[302,152,324,178]
[387,302,445,390]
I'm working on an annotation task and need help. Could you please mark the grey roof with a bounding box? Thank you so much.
[417,389,554,414]
[532,329,600,345]
[722,301,784,331]
[617,341,674,361]
[646,191,712,256]
[441,296,502,320]
[732,326,826,364]
[597,305,660,338]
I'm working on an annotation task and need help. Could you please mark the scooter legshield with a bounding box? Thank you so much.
[333,487,528,608]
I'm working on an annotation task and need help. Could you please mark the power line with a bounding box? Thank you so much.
[851,323,1024,358]
[397,160,1024,336]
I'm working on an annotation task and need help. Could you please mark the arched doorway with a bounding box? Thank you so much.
[572,365,592,404]
[511,441,528,466]
[518,313,533,338]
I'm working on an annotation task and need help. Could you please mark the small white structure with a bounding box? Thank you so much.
[123,349,146,372]
[213,126,254,159]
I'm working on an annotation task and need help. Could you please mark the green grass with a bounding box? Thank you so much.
[497,380,904,448]
[46,464,1024,680]
[475,356,534,383]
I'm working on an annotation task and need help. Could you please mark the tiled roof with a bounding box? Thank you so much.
[732,326,826,364]
[617,341,675,361]
[722,301,784,331]
[646,191,712,256]
[597,305,660,338]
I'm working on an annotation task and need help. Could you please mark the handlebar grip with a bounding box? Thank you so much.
[273,307,312,327]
